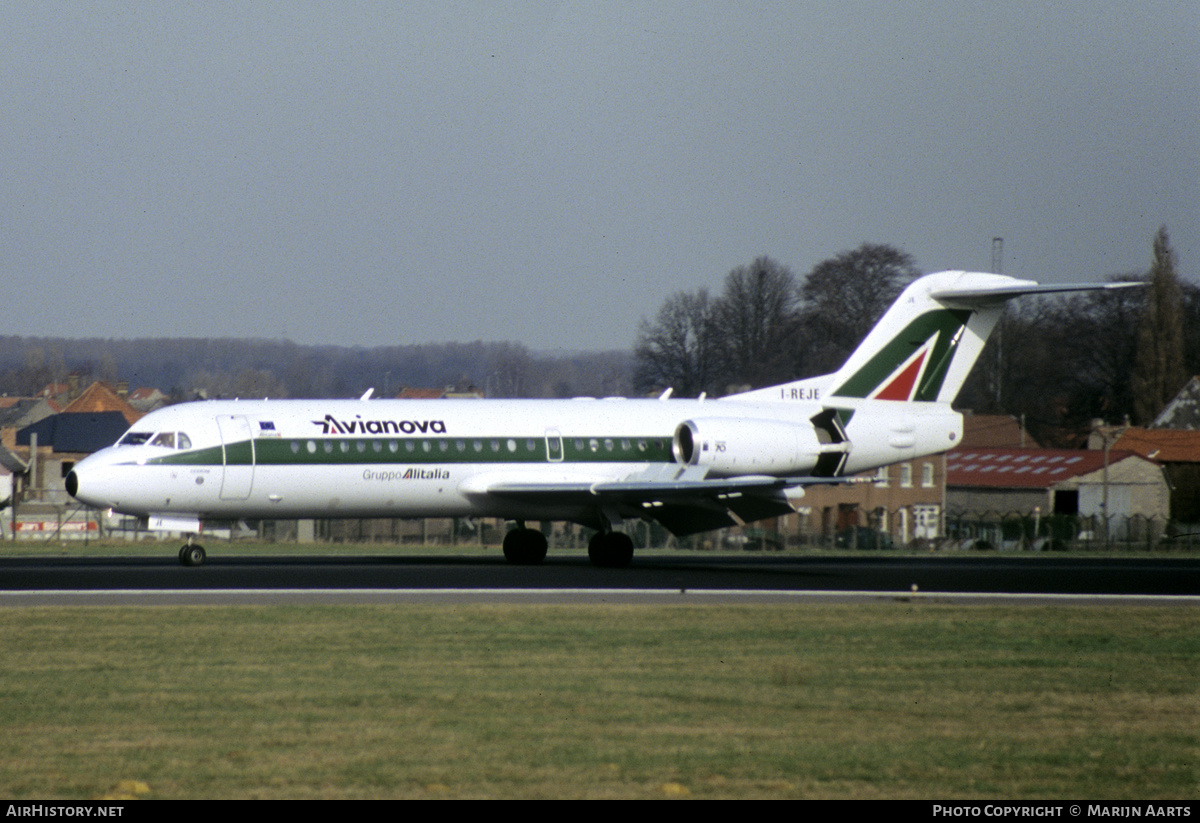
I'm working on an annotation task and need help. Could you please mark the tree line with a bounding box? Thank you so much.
[635,229,1195,447]
[0,337,633,403]
[3,229,1190,450]
[634,243,919,397]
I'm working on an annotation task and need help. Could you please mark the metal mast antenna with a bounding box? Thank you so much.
[992,237,1004,408]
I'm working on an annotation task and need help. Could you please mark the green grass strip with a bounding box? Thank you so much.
[1,603,1196,799]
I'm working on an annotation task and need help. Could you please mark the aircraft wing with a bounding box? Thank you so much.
[483,466,848,536]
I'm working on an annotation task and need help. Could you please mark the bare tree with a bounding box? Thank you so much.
[634,288,717,397]
[485,342,534,398]
[709,256,801,391]
[635,256,803,396]
[798,243,918,375]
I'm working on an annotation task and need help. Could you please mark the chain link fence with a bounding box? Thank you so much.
[11,495,1200,554]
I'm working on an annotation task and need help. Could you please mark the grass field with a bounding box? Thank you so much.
[1,602,1196,799]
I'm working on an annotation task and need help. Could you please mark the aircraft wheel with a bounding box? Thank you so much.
[179,544,206,567]
[588,532,634,568]
[502,528,548,565]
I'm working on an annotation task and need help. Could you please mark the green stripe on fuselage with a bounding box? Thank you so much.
[150,435,675,467]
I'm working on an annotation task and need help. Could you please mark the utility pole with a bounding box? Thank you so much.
[992,238,1004,409]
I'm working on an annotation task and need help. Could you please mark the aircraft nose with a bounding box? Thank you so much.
[65,457,113,509]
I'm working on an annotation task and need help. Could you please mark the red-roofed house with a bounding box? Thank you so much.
[1109,427,1200,522]
[1110,427,1200,463]
[396,385,485,399]
[946,447,1169,521]
[126,386,168,413]
[60,382,143,427]
[777,414,1038,547]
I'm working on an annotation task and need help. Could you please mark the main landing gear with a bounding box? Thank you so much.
[178,537,206,567]
[502,522,636,568]
[501,523,635,568]
[587,531,634,568]
[502,523,548,565]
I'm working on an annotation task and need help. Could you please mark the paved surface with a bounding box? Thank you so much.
[1,553,1196,605]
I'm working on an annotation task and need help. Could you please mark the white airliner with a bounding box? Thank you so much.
[66,271,1133,567]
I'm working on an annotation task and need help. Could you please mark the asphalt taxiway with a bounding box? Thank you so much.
[1,553,1196,606]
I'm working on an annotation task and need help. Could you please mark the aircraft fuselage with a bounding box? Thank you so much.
[66,395,959,527]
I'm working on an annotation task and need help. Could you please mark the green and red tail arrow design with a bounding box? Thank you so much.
[828,309,972,401]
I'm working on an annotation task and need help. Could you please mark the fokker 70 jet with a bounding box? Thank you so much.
[66,271,1133,567]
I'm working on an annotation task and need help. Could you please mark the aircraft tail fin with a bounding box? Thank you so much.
[822,271,1138,404]
[726,271,1139,405]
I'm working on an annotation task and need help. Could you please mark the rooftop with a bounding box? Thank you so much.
[946,448,1140,489]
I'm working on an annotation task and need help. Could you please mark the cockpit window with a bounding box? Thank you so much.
[120,431,192,449]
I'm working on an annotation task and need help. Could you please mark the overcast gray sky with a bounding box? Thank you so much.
[3,2,1196,352]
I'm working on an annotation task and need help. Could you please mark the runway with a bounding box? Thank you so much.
[1,552,1197,605]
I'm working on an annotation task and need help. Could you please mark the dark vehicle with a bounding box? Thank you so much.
[835,527,893,550]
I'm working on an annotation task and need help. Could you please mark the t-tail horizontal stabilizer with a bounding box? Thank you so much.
[824,271,1142,405]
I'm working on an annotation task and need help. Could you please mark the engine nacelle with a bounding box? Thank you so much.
[673,417,826,477]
